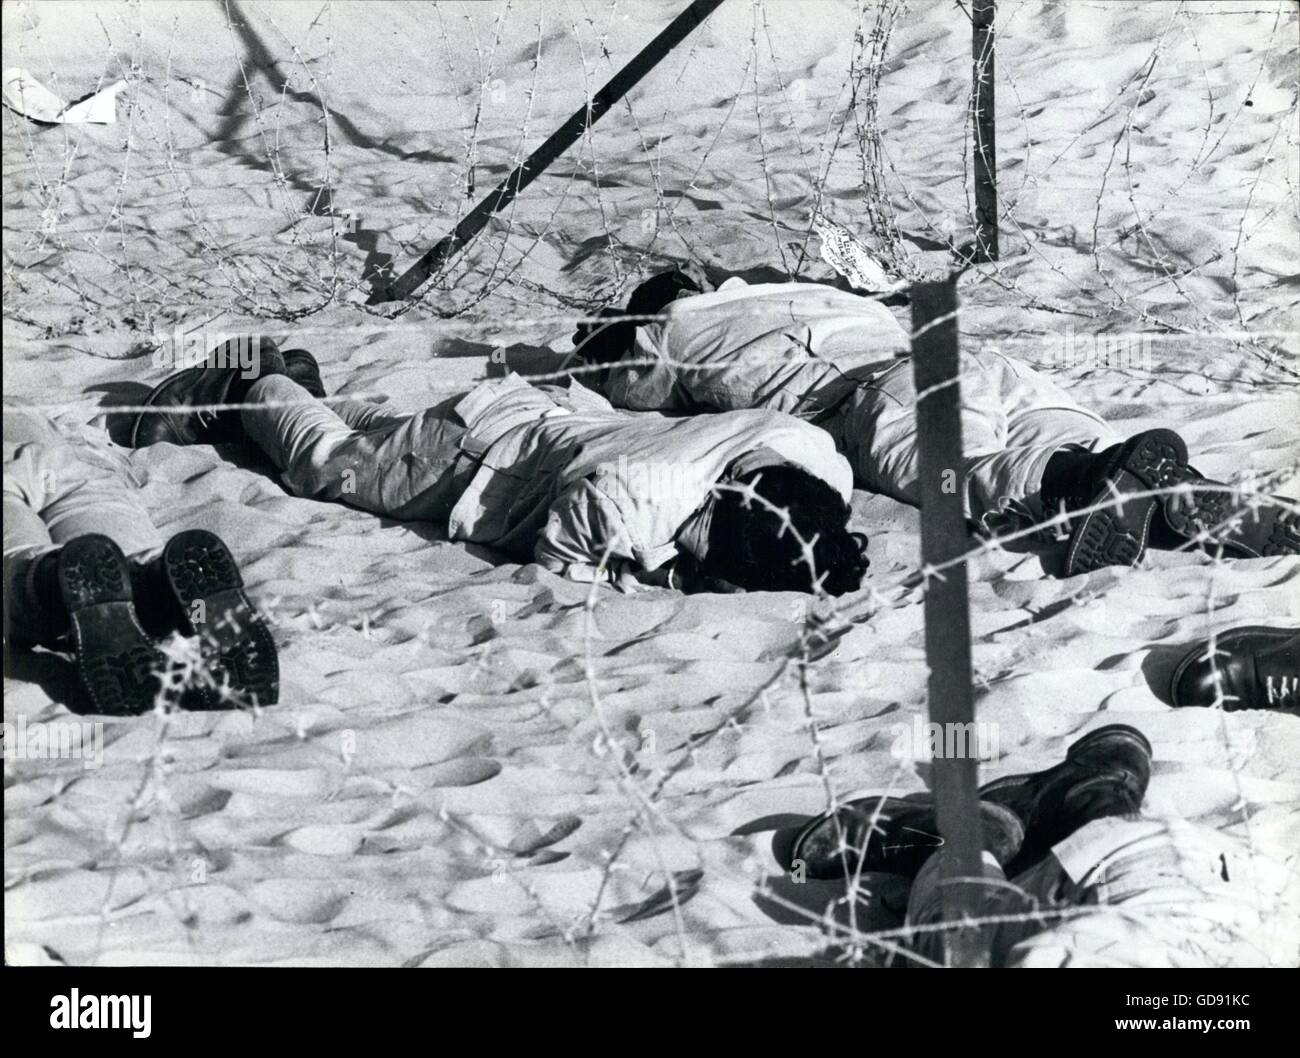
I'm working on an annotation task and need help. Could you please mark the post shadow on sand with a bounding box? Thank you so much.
[215,0,459,187]
[219,0,466,300]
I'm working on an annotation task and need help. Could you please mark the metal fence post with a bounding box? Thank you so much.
[911,277,989,967]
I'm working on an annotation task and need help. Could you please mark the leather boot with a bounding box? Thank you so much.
[1041,429,1191,575]
[979,724,1152,877]
[130,336,287,448]
[281,348,326,398]
[790,797,1024,880]
[148,529,279,709]
[1156,479,1300,559]
[1171,626,1299,710]
[28,536,167,716]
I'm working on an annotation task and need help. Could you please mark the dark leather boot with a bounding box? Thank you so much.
[789,797,1024,880]
[1171,626,1299,710]
[979,724,1152,877]
[1156,479,1300,559]
[281,348,326,398]
[1042,429,1192,575]
[152,530,279,709]
[31,535,168,716]
[130,336,287,448]
[15,549,71,649]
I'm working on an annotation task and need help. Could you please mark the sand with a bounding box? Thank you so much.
[3,0,1298,967]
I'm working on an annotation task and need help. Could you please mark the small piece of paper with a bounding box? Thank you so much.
[2,68,126,124]
[814,214,903,294]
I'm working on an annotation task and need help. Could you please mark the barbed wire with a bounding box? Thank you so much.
[4,0,1298,969]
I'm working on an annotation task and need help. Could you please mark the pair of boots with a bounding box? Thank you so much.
[789,635,1297,890]
[1041,429,1299,575]
[788,725,1155,964]
[18,530,278,716]
[789,724,1153,884]
[129,337,325,449]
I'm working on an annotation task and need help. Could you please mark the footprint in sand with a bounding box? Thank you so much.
[411,757,502,787]
[506,815,582,856]
[249,878,351,925]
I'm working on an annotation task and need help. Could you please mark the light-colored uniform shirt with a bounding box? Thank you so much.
[446,375,853,582]
[600,279,909,419]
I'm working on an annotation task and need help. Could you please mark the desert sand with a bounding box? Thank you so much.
[3,0,1298,966]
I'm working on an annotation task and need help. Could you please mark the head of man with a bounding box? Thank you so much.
[571,266,711,366]
[625,264,710,316]
[572,307,637,366]
[695,465,869,596]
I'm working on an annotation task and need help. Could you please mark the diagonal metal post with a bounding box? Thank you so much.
[911,277,989,967]
[971,0,998,262]
[368,0,726,304]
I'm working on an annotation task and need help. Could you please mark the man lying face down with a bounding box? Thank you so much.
[576,268,1299,575]
[129,340,870,596]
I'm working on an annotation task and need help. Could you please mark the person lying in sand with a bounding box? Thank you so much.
[575,269,1300,575]
[785,724,1298,967]
[127,339,870,597]
[3,407,278,715]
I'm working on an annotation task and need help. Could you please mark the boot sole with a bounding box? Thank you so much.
[1163,488,1300,559]
[161,530,279,708]
[1065,429,1188,575]
[57,535,165,716]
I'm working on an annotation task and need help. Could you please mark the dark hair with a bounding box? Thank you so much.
[625,268,705,316]
[700,466,869,595]
[573,268,706,366]
[573,307,635,365]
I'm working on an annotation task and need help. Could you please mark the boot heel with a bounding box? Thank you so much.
[1164,488,1300,559]
[1163,485,1228,540]
[57,535,165,716]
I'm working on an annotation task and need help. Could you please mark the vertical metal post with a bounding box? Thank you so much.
[972,0,998,262]
[911,278,988,967]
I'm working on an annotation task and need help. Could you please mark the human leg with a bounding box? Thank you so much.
[904,847,1055,966]
[6,420,278,711]
[4,430,163,648]
[832,350,1113,532]
[239,375,472,523]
